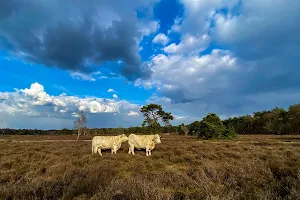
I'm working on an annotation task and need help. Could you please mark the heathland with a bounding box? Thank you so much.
[1,134,300,200]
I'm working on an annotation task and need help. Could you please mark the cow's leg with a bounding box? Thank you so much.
[98,148,102,156]
[149,150,152,156]
[129,145,135,155]
[112,146,117,154]
[146,146,149,156]
[128,146,131,154]
[92,144,96,154]
[93,145,98,154]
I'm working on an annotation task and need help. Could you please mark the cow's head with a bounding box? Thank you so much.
[120,134,128,142]
[153,134,162,144]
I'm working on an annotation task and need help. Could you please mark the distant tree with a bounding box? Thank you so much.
[179,123,189,136]
[140,104,174,129]
[82,126,89,135]
[287,104,300,134]
[74,111,87,140]
[58,128,72,135]
[116,126,125,135]
[197,113,236,139]
[188,121,201,136]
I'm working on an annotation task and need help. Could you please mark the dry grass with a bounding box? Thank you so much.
[1,134,300,200]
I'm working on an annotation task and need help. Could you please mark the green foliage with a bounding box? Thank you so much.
[178,123,189,136]
[1,103,299,136]
[57,128,73,135]
[196,113,236,139]
[223,104,300,134]
[140,104,174,127]
[187,121,201,136]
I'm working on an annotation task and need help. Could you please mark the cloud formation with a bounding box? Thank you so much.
[0,0,158,80]
[0,82,143,129]
[70,71,108,81]
[136,0,300,119]
[108,88,115,93]
[1,0,300,128]
[152,33,169,46]
[128,111,139,117]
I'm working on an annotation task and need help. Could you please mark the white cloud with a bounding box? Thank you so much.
[108,88,115,93]
[133,0,300,124]
[136,49,237,100]
[128,111,139,117]
[178,0,238,35]
[212,1,300,60]
[168,17,182,33]
[0,82,136,117]
[138,20,160,37]
[164,34,210,55]
[70,71,106,81]
[152,33,169,46]
[0,82,145,129]
[113,94,118,99]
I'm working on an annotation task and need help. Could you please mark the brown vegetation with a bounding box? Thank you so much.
[1,134,300,200]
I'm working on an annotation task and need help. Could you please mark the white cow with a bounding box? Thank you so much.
[128,134,162,156]
[92,134,128,156]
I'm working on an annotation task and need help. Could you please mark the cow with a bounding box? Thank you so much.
[128,134,162,156]
[91,134,128,156]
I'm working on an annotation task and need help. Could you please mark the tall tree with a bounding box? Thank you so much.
[140,104,174,128]
[74,110,87,141]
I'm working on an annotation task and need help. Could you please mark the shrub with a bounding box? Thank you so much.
[197,113,237,139]
[187,121,202,136]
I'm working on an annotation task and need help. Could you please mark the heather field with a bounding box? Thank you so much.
[1,134,300,200]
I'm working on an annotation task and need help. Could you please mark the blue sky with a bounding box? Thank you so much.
[0,0,300,129]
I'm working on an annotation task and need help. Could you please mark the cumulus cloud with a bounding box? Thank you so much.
[164,34,210,55]
[139,20,160,37]
[108,88,115,93]
[0,82,144,129]
[113,94,118,99]
[152,33,169,45]
[0,0,158,81]
[128,111,139,117]
[1,0,300,128]
[136,49,237,101]
[134,0,300,121]
[4,82,119,114]
[168,17,182,33]
[177,0,238,35]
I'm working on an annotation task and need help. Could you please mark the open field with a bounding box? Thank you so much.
[1,134,300,200]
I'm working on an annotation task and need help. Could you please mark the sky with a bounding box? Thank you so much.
[0,0,300,129]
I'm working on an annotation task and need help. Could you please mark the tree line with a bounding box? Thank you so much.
[0,126,178,135]
[0,103,299,136]
[223,104,300,135]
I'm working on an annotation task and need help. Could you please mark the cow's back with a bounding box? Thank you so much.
[92,136,114,149]
[128,134,154,148]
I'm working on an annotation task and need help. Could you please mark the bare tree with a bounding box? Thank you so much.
[74,111,87,141]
